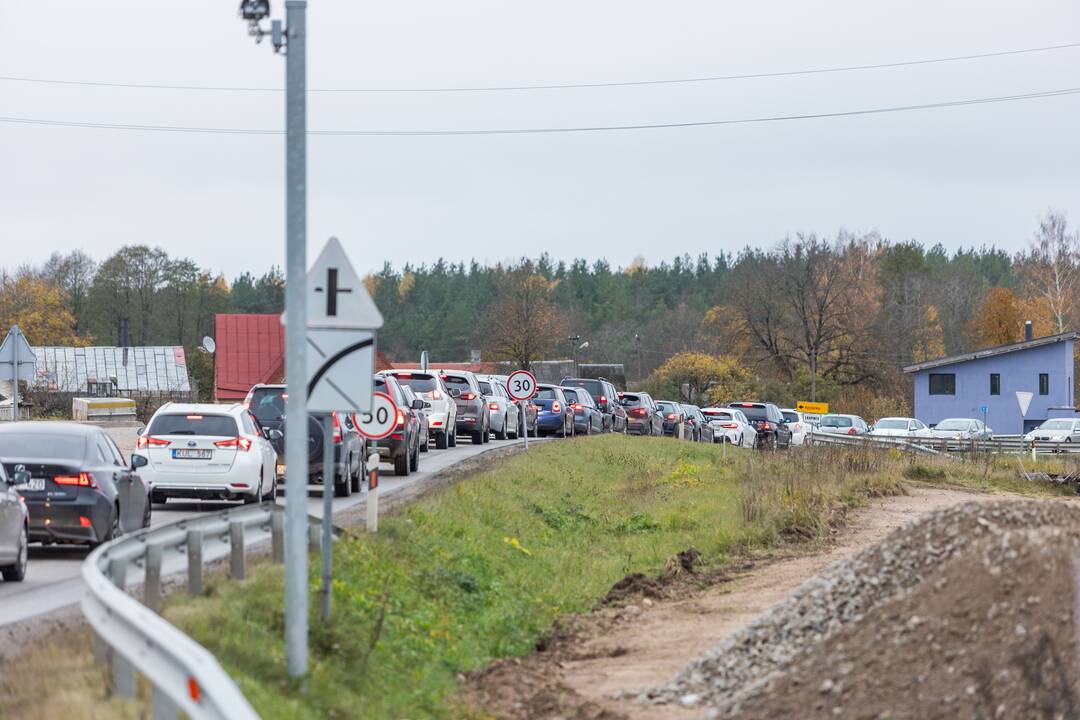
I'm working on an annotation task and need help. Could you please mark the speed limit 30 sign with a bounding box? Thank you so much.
[355,391,399,440]
[506,370,538,402]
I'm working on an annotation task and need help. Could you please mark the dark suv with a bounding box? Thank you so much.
[560,377,627,432]
[439,370,490,445]
[243,384,366,496]
[618,391,663,436]
[728,402,792,449]
[373,375,426,476]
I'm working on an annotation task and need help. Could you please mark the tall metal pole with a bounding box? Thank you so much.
[283,0,309,680]
[320,414,334,621]
[11,327,18,423]
[810,350,817,402]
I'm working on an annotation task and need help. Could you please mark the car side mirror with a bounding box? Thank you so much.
[130,454,149,470]
[135,425,145,436]
[449,388,461,398]
[268,428,284,441]
[423,401,432,409]
[412,399,425,410]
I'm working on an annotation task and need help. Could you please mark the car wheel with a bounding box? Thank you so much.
[150,490,167,505]
[472,430,484,445]
[351,458,362,493]
[142,493,153,527]
[495,420,508,441]
[449,430,458,447]
[263,465,278,501]
[394,450,410,476]
[244,469,262,504]
[98,505,121,547]
[409,440,420,472]
[335,458,352,498]
[419,435,429,453]
[483,421,491,443]
[0,525,27,582]
[435,431,449,450]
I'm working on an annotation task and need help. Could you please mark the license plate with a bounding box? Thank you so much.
[17,478,45,492]
[172,448,212,460]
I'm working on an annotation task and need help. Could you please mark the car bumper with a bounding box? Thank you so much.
[140,457,263,496]
[427,411,451,433]
[627,420,651,435]
[26,492,111,544]
[536,413,564,431]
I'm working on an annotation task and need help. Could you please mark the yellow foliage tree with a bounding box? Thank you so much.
[645,352,757,405]
[911,305,945,362]
[0,276,88,346]
[969,287,1023,347]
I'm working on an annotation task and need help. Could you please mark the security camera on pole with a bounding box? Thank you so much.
[238,0,312,679]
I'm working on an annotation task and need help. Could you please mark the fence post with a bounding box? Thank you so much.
[108,557,136,698]
[271,504,285,564]
[229,521,245,581]
[144,543,163,612]
[367,452,380,533]
[152,686,178,720]
[187,529,203,596]
[308,522,321,553]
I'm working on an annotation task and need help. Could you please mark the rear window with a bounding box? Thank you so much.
[0,432,86,461]
[443,375,471,390]
[732,404,768,421]
[781,411,799,423]
[619,394,643,406]
[657,402,678,412]
[875,419,908,430]
[149,414,239,437]
[249,387,286,422]
[392,374,437,394]
[703,410,732,420]
[563,379,603,396]
[535,387,559,400]
[820,416,853,428]
[479,381,494,395]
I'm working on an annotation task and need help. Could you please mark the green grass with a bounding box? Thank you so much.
[899,451,1078,496]
[162,436,916,719]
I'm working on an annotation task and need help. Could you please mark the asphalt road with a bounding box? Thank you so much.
[0,427,533,626]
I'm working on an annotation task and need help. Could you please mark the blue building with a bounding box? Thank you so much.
[902,329,1077,435]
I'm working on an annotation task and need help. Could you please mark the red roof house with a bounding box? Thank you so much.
[214,313,395,400]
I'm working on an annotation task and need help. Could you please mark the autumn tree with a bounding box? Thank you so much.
[41,250,96,336]
[1021,210,1079,333]
[969,287,1023,346]
[0,274,86,346]
[483,270,566,369]
[911,305,945,362]
[644,352,757,404]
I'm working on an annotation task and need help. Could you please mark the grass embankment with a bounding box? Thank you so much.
[164,436,908,718]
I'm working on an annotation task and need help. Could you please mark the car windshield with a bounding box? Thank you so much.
[781,411,799,423]
[442,375,471,391]
[1040,420,1074,430]
[703,410,732,420]
[535,387,559,400]
[0,432,86,460]
[392,374,437,393]
[249,388,286,422]
[732,404,768,421]
[935,420,971,431]
[875,419,909,430]
[820,416,853,428]
[149,414,238,437]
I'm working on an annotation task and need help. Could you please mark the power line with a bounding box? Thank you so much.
[1,86,1077,136]
[1,41,1078,93]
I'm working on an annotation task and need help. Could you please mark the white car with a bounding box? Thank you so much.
[815,414,870,436]
[133,403,279,504]
[477,375,520,440]
[929,418,993,441]
[701,407,757,448]
[871,417,933,439]
[780,409,809,445]
[1024,418,1080,444]
[379,370,458,449]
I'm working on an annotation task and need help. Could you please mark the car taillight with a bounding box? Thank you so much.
[489,402,499,411]
[430,390,443,400]
[761,421,771,430]
[571,403,583,410]
[137,435,170,449]
[396,409,406,427]
[332,412,342,443]
[847,427,857,435]
[242,400,251,410]
[721,423,738,429]
[666,413,676,421]
[598,395,607,405]
[629,407,646,418]
[552,402,561,413]
[215,437,253,451]
[54,472,99,489]
[460,392,476,401]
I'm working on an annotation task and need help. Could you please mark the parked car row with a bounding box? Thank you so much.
[800,414,995,442]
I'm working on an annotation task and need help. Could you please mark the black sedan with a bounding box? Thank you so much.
[0,423,150,546]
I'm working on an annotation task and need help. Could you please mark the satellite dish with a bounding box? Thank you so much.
[202,336,217,354]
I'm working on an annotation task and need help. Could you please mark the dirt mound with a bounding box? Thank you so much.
[644,500,1080,718]
[605,573,667,604]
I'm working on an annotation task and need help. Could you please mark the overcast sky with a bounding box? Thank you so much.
[2,0,1078,279]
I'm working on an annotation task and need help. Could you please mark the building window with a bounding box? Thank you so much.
[929,373,955,395]
[1039,373,1049,395]
[990,373,1000,395]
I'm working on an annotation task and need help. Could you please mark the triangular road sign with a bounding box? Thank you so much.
[1016,391,1033,417]
[304,237,383,330]
[0,326,36,382]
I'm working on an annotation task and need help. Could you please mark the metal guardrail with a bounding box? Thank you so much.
[806,430,1080,455]
[82,501,332,719]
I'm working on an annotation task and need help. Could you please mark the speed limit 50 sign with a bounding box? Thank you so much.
[355,391,399,440]
[505,370,538,402]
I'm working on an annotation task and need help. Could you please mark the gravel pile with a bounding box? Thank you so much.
[642,500,1080,717]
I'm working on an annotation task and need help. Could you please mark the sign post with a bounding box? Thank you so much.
[506,370,538,450]
[0,326,35,422]
[796,400,828,428]
[296,237,384,629]
[356,392,398,534]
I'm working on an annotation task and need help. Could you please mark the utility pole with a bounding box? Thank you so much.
[568,335,581,376]
[810,349,817,402]
[240,0,309,679]
[635,333,642,382]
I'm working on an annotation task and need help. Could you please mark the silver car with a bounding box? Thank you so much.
[1023,419,1080,444]
[380,370,458,449]
[815,414,870,436]
[0,463,30,582]
[477,375,520,440]
[929,418,993,441]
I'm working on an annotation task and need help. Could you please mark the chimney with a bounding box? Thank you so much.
[1024,320,1033,342]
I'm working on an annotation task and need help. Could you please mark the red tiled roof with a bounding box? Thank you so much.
[214,314,284,400]
[391,361,496,374]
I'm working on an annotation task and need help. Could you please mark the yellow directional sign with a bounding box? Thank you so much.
[796,401,829,414]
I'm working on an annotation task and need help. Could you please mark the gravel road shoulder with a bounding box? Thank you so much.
[464,485,1023,720]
